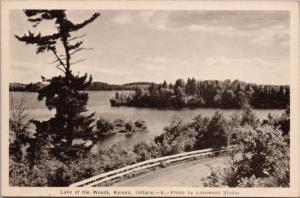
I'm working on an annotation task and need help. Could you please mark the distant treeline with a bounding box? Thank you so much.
[9,81,152,92]
[110,78,290,109]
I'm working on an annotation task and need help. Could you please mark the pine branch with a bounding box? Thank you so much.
[69,12,100,32]
[67,41,83,51]
[15,31,60,45]
[23,10,47,17]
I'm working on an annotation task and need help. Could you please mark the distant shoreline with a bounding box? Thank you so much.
[9,81,152,92]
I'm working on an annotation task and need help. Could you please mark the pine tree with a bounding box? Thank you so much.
[16,10,100,160]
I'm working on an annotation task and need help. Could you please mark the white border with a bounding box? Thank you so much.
[1,1,299,197]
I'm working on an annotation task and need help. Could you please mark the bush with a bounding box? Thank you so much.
[9,97,30,162]
[154,117,197,156]
[113,118,126,127]
[100,145,137,172]
[203,111,229,148]
[96,116,114,134]
[125,121,134,132]
[240,104,259,127]
[202,125,289,187]
[189,114,210,149]
[133,141,160,162]
[10,156,62,186]
[134,119,147,130]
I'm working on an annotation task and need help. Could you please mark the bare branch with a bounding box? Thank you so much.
[49,57,67,64]
[68,34,87,42]
[50,49,66,69]
[56,65,66,73]
[69,47,93,56]
[70,59,85,65]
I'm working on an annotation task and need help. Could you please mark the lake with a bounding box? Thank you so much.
[10,91,284,150]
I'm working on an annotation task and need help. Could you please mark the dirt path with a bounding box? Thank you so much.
[112,156,229,187]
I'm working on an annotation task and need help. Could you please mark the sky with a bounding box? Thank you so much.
[9,10,290,85]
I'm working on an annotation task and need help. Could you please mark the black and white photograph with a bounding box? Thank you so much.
[1,0,300,197]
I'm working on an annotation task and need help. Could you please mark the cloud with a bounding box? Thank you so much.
[131,10,289,47]
[10,60,59,83]
[134,55,289,85]
[139,57,192,70]
[93,67,132,75]
[249,24,289,47]
[180,24,253,37]
[111,12,133,24]
[109,11,289,49]
[139,11,156,22]
[167,11,289,31]
[137,63,167,72]
[203,56,288,84]
[135,56,198,82]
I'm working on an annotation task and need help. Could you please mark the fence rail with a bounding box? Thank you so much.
[69,146,235,187]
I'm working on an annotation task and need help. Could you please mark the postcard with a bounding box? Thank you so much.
[1,0,299,197]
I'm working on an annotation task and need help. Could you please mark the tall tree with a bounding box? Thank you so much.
[16,10,100,160]
[162,80,168,89]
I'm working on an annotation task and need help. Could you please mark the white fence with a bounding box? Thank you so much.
[69,146,235,187]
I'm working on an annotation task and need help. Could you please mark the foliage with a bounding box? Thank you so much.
[133,141,161,162]
[10,105,290,187]
[154,117,198,156]
[240,104,260,127]
[202,125,290,187]
[202,111,229,148]
[113,118,126,127]
[10,88,289,187]
[9,81,153,92]
[9,97,30,162]
[9,151,63,186]
[125,121,134,132]
[261,106,290,144]
[110,79,289,109]
[96,116,114,134]
[99,145,137,172]
[134,119,147,130]
[189,114,210,149]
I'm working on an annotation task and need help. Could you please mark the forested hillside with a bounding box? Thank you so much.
[110,78,289,109]
[9,81,152,92]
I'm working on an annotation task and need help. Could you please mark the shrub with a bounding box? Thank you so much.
[240,104,259,127]
[133,141,161,162]
[189,114,210,149]
[125,121,134,132]
[100,145,137,172]
[10,156,62,186]
[113,118,126,127]
[202,125,289,187]
[9,97,30,162]
[203,111,229,148]
[154,117,197,156]
[96,116,114,134]
[134,119,147,130]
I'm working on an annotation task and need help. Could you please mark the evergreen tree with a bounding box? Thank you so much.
[162,80,168,89]
[16,10,100,160]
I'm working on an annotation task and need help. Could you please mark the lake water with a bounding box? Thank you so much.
[10,91,284,150]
